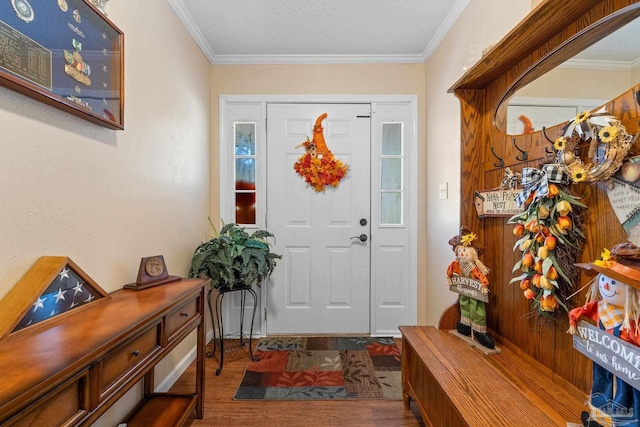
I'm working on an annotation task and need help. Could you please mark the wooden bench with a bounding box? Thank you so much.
[400,326,586,427]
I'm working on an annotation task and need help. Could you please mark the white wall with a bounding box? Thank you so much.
[517,67,633,100]
[633,66,640,84]
[423,0,531,326]
[0,1,211,425]
[0,3,210,298]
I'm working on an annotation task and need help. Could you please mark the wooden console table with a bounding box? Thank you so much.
[0,278,208,427]
[400,325,585,426]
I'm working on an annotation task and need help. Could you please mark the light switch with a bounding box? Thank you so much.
[439,183,448,200]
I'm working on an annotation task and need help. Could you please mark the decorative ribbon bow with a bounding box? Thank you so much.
[563,107,614,140]
[515,164,567,207]
[497,167,521,190]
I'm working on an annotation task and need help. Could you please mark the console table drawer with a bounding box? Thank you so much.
[98,324,161,396]
[5,369,90,427]
[0,279,208,427]
[165,297,199,341]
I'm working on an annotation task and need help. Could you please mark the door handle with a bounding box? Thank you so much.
[351,234,368,242]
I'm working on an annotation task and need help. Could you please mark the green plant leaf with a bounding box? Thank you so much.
[251,229,275,241]
[220,222,238,235]
[512,260,522,273]
[557,189,587,207]
[542,257,553,276]
[508,211,527,223]
[245,239,269,251]
[556,295,569,312]
[549,254,572,284]
[510,272,528,284]
[513,234,531,252]
[190,223,281,290]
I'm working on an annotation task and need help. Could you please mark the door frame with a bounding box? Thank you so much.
[218,94,418,336]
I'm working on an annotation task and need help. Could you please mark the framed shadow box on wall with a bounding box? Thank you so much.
[0,0,124,129]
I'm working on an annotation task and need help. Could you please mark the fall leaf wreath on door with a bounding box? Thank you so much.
[294,113,349,192]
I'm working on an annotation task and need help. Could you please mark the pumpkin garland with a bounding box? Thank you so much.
[293,113,349,192]
[506,110,636,315]
[509,164,586,315]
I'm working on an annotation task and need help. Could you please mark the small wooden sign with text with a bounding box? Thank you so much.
[572,320,640,391]
[606,177,640,243]
[448,275,488,303]
[474,189,522,218]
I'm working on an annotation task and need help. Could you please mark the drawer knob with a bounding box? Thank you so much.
[180,312,189,317]
[131,350,140,357]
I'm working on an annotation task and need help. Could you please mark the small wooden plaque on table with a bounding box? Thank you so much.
[124,255,181,290]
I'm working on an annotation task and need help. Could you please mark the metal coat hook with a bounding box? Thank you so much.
[541,127,557,162]
[544,146,555,163]
[512,138,528,161]
[541,126,555,144]
[634,89,639,106]
[490,146,504,168]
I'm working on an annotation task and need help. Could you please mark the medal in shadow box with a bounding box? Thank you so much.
[0,0,124,129]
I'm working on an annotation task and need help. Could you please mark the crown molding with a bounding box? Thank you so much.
[211,54,426,65]
[167,0,216,63]
[561,58,640,71]
[422,0,470,62]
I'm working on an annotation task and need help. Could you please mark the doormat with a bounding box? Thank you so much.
[233,336,402,400]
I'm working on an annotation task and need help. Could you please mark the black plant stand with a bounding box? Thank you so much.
[206,286,257,375]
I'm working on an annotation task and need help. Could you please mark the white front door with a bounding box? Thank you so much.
[219,96,417,337]
[266,103,371,334]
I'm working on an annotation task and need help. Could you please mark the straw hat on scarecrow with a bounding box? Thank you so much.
[448,226,489,276]
[574,242,640,332]
[576,242,640,289]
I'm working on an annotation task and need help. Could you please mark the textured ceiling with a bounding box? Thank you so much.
[167,0,640,68]
[571,18,640,69]
[168,0,470,64]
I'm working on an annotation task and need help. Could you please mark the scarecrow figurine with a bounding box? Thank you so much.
[447,226,495,349]
[568,242,640,427]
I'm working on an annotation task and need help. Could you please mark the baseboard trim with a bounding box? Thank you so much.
[155,328,216,392]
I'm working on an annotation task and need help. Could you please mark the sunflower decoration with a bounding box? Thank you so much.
[555,108,634,183]
[509,164,587,316]
[293,113,349,192]
[593,248,614,269]
[554,137,567,151]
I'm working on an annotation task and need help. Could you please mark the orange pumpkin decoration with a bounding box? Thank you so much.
[293,113,349,192]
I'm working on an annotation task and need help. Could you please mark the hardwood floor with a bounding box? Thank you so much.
[169,338,425,427]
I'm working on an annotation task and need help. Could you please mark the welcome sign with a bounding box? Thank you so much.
[573,321,640,391]
[448,275,488,303]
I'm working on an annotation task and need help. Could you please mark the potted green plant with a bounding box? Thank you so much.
[188,222,281,291]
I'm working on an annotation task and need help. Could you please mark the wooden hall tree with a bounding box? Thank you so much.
[445,0,640,395]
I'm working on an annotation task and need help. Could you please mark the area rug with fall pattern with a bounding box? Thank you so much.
[233,336,402,400]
